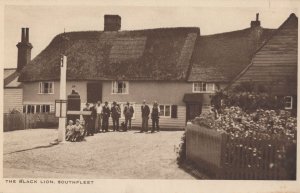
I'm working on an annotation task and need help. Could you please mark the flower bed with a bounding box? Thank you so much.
[193,107,297,140]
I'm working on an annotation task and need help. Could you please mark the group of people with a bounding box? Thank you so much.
[65,100,161,141]
[65,119,85,142]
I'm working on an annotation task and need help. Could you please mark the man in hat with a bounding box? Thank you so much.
[102,101,110,132]
[111,101,121,131]
[123,102,134,130]
[151,101,160,133]
[141,100,150,132]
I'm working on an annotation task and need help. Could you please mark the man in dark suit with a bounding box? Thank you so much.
[89,103,97,135]
[102,101,110,132]
[123,102,134,130]
[111,101,121,131]
[141,100,150,132]
[83,103,90,136]
[151,101,160,133]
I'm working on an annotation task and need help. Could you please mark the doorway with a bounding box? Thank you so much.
[87,82,102,103]
[186,103,202,122]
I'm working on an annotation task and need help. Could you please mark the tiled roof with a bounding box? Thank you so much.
[188,27,275,82]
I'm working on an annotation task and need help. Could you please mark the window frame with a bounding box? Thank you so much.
[38,82,54,94]
[159,104,171,118]
[111,81,129,94]
[192,82,215,93]
[23,104,51,114]
[284,96,293,110]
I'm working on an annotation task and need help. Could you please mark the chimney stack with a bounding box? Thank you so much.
[16,27,33,71]
[25,28,29,42]
[250,13,261,28]
[21,28,26,42]
[104,15,121,31]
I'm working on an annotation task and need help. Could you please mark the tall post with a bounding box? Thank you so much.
[58,55,67,142]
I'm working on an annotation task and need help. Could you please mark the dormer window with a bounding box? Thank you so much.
[112,81,129,94]
[39,82,54,94]
[193,82,215,93]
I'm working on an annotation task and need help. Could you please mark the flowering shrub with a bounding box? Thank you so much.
[192,107,296,179]
[195,107,297,140]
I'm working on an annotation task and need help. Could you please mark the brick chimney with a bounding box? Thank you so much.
[250,13,261,28]
[16,27,32,71]
[104,15,121,31]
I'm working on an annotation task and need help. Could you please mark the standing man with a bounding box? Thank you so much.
[102,101,110,132]
[89,103,97,136]
[141,100,150,132]
[95,101,102,133]
[151,101,160,133]
[123,102,134,130]
[111,101,121,131]
[83,103,91,136]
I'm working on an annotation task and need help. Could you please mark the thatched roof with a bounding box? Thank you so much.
[18,27,199,82]
[188,27,275,82]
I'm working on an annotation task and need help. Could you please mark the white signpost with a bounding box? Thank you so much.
[57,55,67,142]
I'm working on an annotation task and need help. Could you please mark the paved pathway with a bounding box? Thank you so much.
[4,129,195,179]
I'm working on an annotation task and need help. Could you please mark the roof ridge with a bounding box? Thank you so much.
[57,27,200,36]
[226,13,298,89]
[200,27,274,38]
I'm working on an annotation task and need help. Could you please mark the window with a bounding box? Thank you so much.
[284,96,293,110]
[27,105,35,114]
[24,104,51,114]
[159,105,171,117]
[36,105,41,113]
[39,82,54,94]
[193,82,215,93]
[112,81,128,94]
[41,105,50,113]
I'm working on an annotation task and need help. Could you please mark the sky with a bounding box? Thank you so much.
[4,5,298,68]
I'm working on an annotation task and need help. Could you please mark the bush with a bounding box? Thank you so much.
[194,106,297,141]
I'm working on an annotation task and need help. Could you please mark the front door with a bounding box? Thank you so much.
[87,82,102,103]
[186,103,202,122]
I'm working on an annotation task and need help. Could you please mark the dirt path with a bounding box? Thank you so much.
[4,129,195,179]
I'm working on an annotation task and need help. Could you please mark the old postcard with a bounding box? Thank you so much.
[0,0,299,193]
